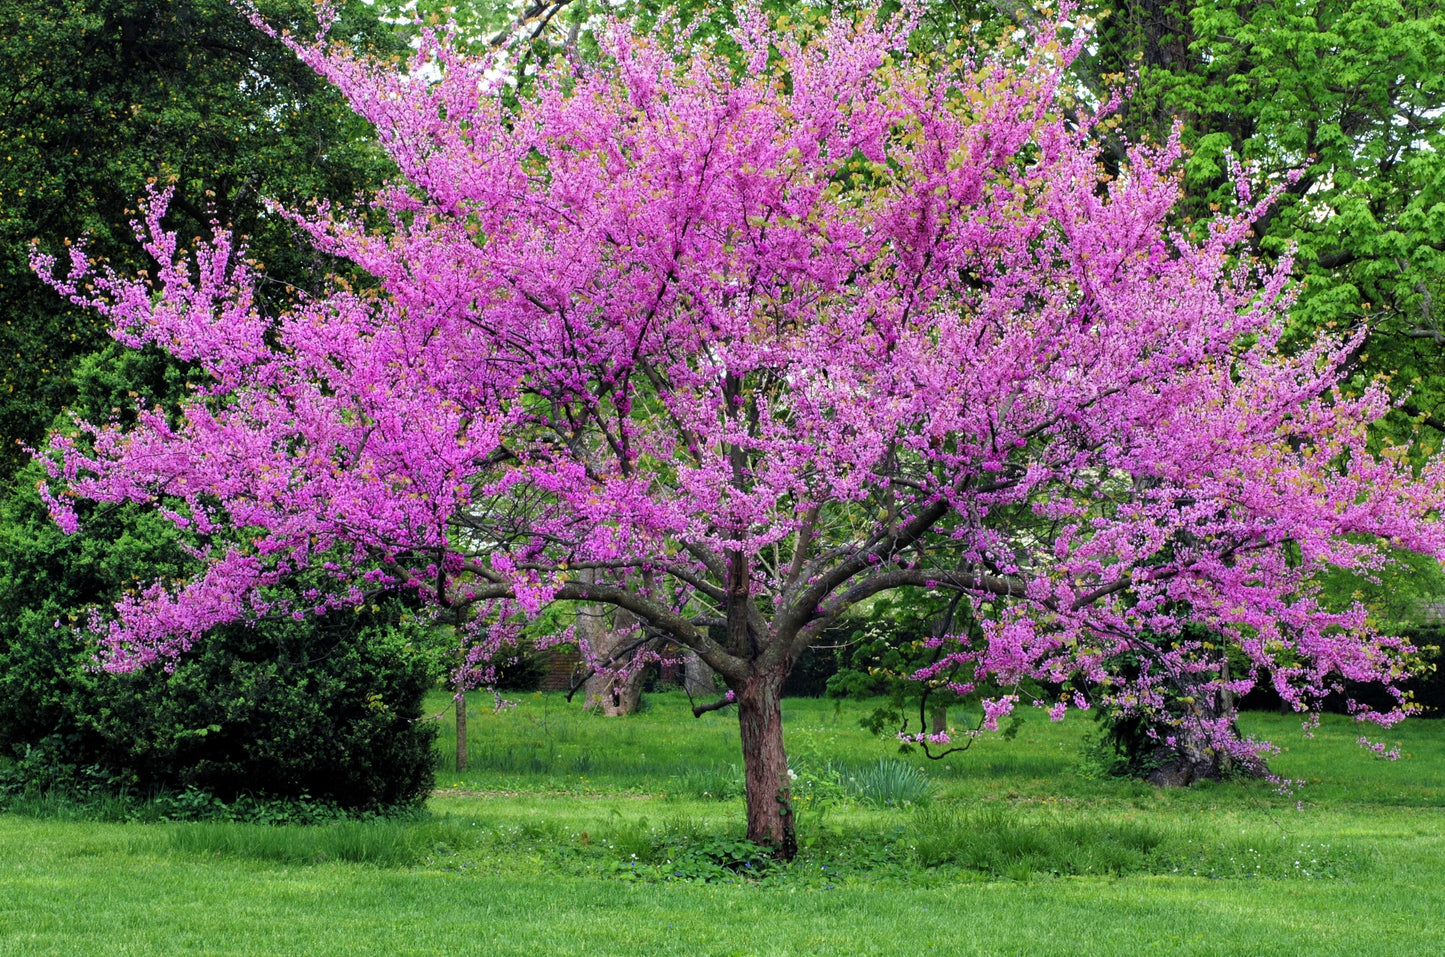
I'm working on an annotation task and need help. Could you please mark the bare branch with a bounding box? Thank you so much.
[691,694,736,717]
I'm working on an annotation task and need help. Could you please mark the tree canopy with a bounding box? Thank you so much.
[33,4,1445,854]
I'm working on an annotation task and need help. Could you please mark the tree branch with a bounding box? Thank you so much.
[691,694,736,717]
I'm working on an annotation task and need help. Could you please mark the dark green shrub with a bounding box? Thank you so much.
[84,616,436,808]
[0,601,437,810]
[0,349,436,810]
[780,643,842,698]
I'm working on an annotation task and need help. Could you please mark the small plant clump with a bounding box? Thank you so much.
[844,759,936,807]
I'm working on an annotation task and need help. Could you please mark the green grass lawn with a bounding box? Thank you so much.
[3,691,1444,955]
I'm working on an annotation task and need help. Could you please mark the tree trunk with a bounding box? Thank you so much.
[1143,721,1221,787]
[579,603,646,716]
[1145,657,1261,787]
[736,668,796,859]
[931,703,948,736]
[454,689,468,772]
[683,648,716,697]
[591,662,646,716]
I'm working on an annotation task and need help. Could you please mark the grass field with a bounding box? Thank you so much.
[3,691,1444,955]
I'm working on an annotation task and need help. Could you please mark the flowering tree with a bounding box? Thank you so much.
[35,4,1445,856]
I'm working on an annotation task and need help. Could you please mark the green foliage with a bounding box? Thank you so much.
[0,608,439,810]
[96,618,436,807]
[0,738,128,805]
[0,0,398,481]
[0,407,190,755]
[786,759,849,814]
[144,788,395,826]
[1087,0,1445,442]
[0,0,416,809]
[656,833,778,882]
[778,642,843,697]
[1316,546,1445,633]
[825,588,1029,749]
[825,589,958,696]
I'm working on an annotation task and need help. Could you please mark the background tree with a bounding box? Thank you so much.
[0,0,396,482]
[1085,0,1445,430]
[826,589,1024,752]
[34,6,1445,857]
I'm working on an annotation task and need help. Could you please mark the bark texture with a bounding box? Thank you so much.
[1145,660,1260,786]
[736,668,796,858]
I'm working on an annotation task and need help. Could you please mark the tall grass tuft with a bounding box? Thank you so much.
[908,805,1167,876]
[844,758,935,807]
[906,804,1360,880]
[676,763,742,801]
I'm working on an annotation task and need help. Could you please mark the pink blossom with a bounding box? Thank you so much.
[981,696,1018,732]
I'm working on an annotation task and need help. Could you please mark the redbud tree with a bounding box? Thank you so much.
[35,4,1445,856]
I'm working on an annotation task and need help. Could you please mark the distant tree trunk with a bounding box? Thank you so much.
[931,703,948,736]
[454,623,469,771]
[454,687,468,772]
[578,602,647,716]
[736,666,795,858]
[683,647,716,697]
